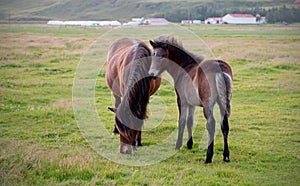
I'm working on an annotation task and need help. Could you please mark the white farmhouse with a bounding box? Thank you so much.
[204,17,223,24]
[222,14,256,24]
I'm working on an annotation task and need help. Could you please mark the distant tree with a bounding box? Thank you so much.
[266,6,300,23]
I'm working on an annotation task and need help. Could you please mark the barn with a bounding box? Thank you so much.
[222,14,257,24]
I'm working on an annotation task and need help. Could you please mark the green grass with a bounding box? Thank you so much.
[1,23,300,185]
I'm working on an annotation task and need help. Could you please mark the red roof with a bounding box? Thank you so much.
[207,17,223,21]
[229,14,255,18]
[294,0,300,5]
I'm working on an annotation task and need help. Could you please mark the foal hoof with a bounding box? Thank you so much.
[187,138,193,149]
[204,159,212,164]
[175,142,182,150]
[223,157,230,162]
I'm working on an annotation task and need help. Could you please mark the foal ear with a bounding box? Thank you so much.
[149,40,156,48]
[108,107,116,113]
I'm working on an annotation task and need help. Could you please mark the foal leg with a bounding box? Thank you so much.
[187,106,195,149]
[176,106,188,150]
[221,114,230,162]
[218,101,230,162]
[203,106,216,164]
[112,94,121,135]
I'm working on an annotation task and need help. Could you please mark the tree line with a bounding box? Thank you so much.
[156,5,300,23]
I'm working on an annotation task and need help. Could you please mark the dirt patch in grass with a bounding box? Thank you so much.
[205,37,300,65]
[52,99,73,110]
[0,33,93,66]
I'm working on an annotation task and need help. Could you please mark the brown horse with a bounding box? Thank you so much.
[149,36,233,163]
[106,38,161,154]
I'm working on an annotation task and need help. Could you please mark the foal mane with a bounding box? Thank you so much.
[116,42,152,129]
[153,36,204,64]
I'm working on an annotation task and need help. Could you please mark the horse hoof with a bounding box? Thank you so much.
[112,131,119,135]
[137,143,142,147]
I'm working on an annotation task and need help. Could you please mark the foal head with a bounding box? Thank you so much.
[148,40,169,77]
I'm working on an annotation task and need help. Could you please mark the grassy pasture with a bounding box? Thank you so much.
[0,23,300,185]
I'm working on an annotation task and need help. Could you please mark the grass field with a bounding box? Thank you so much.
[0,23,300,185]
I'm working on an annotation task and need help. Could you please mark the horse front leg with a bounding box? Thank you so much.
[187,106,195,149]
[203,106,216,164]
[112,94,121,135]
[136,131,142,147]
[176,106,188,150]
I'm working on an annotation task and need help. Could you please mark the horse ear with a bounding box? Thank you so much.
[108,107,116,113]
[149,40,156,48]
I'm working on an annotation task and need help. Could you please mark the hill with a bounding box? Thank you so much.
[0,0,296,22]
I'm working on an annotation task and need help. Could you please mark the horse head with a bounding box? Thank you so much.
[108,106,142,154]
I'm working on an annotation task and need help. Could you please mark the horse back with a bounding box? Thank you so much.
[106,38,139,96]
[106,38,160,97]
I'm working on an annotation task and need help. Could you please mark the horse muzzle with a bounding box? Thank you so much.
[120,143,134,154]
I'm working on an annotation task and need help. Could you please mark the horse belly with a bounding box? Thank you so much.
[185,81,202,106]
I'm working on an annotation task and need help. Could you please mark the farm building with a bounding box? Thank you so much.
[222,14,257,24]
[181,20,193,25]
[123,17,144,26]
[47,20,122,26]
[181,20,202,25]
[192,20,202,24]
[204,17,223,24]
[144,18,169,25]
[123,21,140,26]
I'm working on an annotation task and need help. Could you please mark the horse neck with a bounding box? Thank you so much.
[122,49,151,121]
[166,46,198,82]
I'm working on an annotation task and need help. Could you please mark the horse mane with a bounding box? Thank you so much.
[153,35,204,64]
[116,43,151,129]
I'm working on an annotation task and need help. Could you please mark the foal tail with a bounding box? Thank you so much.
[216,72,232,117]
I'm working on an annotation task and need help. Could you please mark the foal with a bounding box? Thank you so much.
[149,36,233,163]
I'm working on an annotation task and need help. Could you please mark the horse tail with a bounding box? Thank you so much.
[216,72,232,117]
